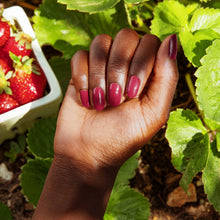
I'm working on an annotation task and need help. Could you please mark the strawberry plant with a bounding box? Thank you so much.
[11,0,219,218]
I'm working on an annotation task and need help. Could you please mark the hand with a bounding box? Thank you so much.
[33,28,178,220]
[54,28,178,178]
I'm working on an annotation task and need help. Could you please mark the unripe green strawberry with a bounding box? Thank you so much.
[0,93,19,114]
[9,53,47,105]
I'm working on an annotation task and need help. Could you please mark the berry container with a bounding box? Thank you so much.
[0,6,62,144]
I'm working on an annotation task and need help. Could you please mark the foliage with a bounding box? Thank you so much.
[17,0,220,217]
[4,135,27,162]
[0,201,12,220]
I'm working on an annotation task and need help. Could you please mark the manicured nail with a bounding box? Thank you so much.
[169,34,177,60]
[92,87,105,111]
[108,83,122,107]
[127,76,140,98]
[80,90,90,108]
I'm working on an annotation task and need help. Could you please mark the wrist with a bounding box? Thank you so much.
[52,153,119,190]
[33,155,119,220]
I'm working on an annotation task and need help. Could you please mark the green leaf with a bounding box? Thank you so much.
[27,118,56,158]
[125,0,147,4]
[20,158,52,206]
[58,0,120,13]
[33,0,130,59]
[203,140,220,212]
[151,2,220,67]
[179,29,219,67]
[195,39,220,123]
[4,135,26,162]
[49,57,71,96]
[150,0,189,40]
[0,201,12,220]
[114,152,140,189]
[189,7,220,34]
[204,118,220,131]
[104,186,150,220]
[166,109,209,191]
[104,151,150,219]
[186,3,200,17]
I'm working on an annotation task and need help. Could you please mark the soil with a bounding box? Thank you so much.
[1,1,220,220]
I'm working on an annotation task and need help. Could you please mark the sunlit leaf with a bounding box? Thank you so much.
[203,140,220,212]
[195,39,220,123]
[33,0,130,59]
[166,108,209,191]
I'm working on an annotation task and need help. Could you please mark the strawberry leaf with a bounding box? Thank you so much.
[166,108,209,191]
[57,0,120,13]
[195,39,220,123]
[20,158,52,206]
[104,186,150,220]
[189,7,220,34]
[33,0,130,59]
[57,0,146,13]
[150,0,189,40]
[151,1,220,67]
[0,201,12,220]
[203,140,220,212]
[27,118,56,158]
[104,151,151,220]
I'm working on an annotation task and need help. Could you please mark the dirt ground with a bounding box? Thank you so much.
[0,0,220,219]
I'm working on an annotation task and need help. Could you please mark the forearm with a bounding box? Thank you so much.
[33,155,118,220]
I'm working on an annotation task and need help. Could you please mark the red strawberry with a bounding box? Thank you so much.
[0,93,19,114]
[9,54,47,105]
[0,57,12,73]
[3,32,32,57]
[0,48,13,68]
[0,18,10,47]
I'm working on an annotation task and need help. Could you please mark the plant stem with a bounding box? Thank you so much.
[143,2,155,12]
[134,15,151,34]
[185,73,203,116]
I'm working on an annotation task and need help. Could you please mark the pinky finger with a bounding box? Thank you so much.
[71,50,90,108]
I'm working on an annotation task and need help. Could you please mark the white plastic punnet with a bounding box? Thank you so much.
[0,6,62,144]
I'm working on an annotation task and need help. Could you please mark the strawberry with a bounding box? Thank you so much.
[0,57,12,73]
[0,93,19,114]
[3,32,32,57]
[9,53,47,105]
[0,17,10,47]
[0,48,13,68]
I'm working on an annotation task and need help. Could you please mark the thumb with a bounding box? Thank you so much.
[141,34,179,127]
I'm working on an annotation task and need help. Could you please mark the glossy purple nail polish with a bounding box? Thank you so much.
[127,76,140,98]
[92,87,105,111]
[108,83,121,107]
[80,90,90,108]
[169,34,177,60]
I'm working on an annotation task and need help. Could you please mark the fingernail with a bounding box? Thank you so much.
[108,83,122,107]
[127,76,140,98]
[92,87,105,111]
[169,34,177,60]
[80,90,90,108]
